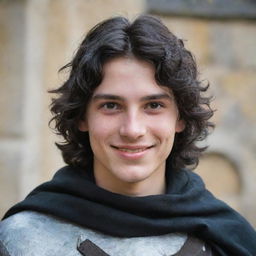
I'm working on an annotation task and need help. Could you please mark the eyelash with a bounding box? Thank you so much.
[145,102,165,110]
[98,101,165,112]
[100,102,121,110]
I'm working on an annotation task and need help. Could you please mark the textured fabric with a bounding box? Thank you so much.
[2,164,256,256]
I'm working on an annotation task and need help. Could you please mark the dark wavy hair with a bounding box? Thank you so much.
[49,15,214,171]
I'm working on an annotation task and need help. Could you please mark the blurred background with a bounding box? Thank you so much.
[0,0,256,226]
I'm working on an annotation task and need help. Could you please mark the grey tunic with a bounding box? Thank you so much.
[0,211,188,256]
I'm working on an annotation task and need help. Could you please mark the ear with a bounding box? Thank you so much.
[78,119,88,132]
[175,119,185,133]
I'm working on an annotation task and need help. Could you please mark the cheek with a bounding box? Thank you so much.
[152,118,178,136]
[151,120,177,150]
[87,120,117,145]
[88,130,106,157]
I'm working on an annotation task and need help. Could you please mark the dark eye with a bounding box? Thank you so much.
[100,102,122,112]
[147,102,163,109]
[103,102,118,109]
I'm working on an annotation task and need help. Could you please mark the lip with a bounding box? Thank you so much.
[111,145,154,160]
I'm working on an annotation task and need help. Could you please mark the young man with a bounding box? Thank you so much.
[0,15,256,256]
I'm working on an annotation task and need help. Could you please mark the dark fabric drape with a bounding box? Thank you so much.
[3,165,256,256]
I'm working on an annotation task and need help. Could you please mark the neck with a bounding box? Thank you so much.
[96,178,166,197]
[93,166,166,197]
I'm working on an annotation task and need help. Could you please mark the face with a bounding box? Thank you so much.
[79,57,184,196]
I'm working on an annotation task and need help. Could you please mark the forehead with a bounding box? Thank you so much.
[92,57,172,97]
[102,57,155,78]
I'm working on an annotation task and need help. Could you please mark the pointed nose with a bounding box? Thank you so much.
[119,112,146,141]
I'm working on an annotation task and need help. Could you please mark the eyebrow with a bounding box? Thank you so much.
[92,93,172,101]
[141,93,172,101]
[93,94,124,101]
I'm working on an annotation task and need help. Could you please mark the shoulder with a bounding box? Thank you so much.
[0,211,82,256]
[0,211,216,256]
[0,211,187,256]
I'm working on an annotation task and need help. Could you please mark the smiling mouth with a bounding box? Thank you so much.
[111,146,154,153]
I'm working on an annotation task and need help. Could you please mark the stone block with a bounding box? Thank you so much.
[195,153,241,199]
[209,22,256,69]
[0,1,25,137]
[230,23,256,69]
[220,71,256,122]
[0,143,22,218]
[147,0,256,20]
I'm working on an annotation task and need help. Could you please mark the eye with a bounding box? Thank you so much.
[102,102,119,109]
[146,102,164,110]
[99,102,122,113]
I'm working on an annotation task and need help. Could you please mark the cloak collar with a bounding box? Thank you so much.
[3,165,256,256]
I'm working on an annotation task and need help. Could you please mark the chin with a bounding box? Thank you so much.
[115,167,153,183]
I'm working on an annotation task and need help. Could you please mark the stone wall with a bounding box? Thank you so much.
[0,0,255,226]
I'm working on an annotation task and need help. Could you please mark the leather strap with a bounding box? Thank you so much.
[77,236,214,256]
[175,236,213,256]
[77,239,110,256]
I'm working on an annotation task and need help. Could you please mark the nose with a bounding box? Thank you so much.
[119,111,146,141]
